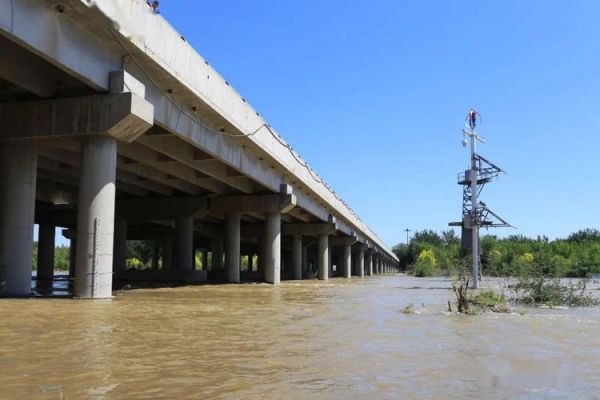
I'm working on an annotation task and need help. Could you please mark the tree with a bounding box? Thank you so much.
[414,249,437,277]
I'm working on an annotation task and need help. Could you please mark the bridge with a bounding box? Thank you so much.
[0,0,399,298]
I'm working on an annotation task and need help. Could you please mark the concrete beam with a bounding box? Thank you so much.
[38,156,149,197]
[329,236,358,246]
[0,34,81,98]
[116,196,208,220]
[118,141,228,194]
[139,135,256,194]
[283,223,336,236]
[36,180,77,206]
[209,194,295,214]
[0,93,153,143]
[40,147,174,197]
[0,0,121,90]
[353,242,370,252]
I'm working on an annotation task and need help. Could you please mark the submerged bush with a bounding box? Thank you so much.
[512,276,599,307]
[471,290,511,313]
[450,271,511,314]
[401,303,416,314]
[451,274,471,313]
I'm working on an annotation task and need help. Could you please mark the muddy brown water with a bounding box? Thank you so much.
[1,276,600,399]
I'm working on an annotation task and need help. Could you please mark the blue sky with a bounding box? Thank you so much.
[47,1,600,247]
[158,0,600,247]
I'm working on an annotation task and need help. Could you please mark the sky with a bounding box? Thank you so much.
[47,1,600,247]
[158,0,600,248]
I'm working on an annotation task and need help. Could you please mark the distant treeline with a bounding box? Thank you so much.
[31,243,70,271]
[393,229,600,278]
[31,241,163,271]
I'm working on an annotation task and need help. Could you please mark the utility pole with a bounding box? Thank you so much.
[449,109,512,289]
[404,228,412,245]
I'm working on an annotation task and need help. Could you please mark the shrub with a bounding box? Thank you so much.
[472,290,511,313]
[451,274,471,313]
[401,304,416,314]
[126,257,145,270]
[414,249,437,277]
[512,276,598,307]
[450,272,511,314]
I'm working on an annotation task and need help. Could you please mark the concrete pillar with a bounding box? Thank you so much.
[225,212,241,283]
[292,234,302,280]
[257,230,264,274]
[163,238,173,270]
[74,136,117,299]
[175,215,194,271]
[357,251,365,277]
[152,243,159,270]
[69,238,77,279]
[329,244,333,276]
[317,235,329,280]
[212,237,224,270]
[37,224,55,281]
[343,245,351,279]
[367,252,373,276]
[0,143,37,296]
[264,212,281,284]
[113,219,127,274]
[302,245,308,273]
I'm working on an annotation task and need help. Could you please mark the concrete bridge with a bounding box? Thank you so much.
[0,0,399,298]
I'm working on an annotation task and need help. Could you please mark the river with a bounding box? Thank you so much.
[1,275,599,399]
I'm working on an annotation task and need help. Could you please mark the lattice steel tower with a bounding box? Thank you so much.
[449,109,511,288]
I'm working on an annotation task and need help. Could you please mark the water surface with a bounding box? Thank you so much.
[1,276,599,399]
